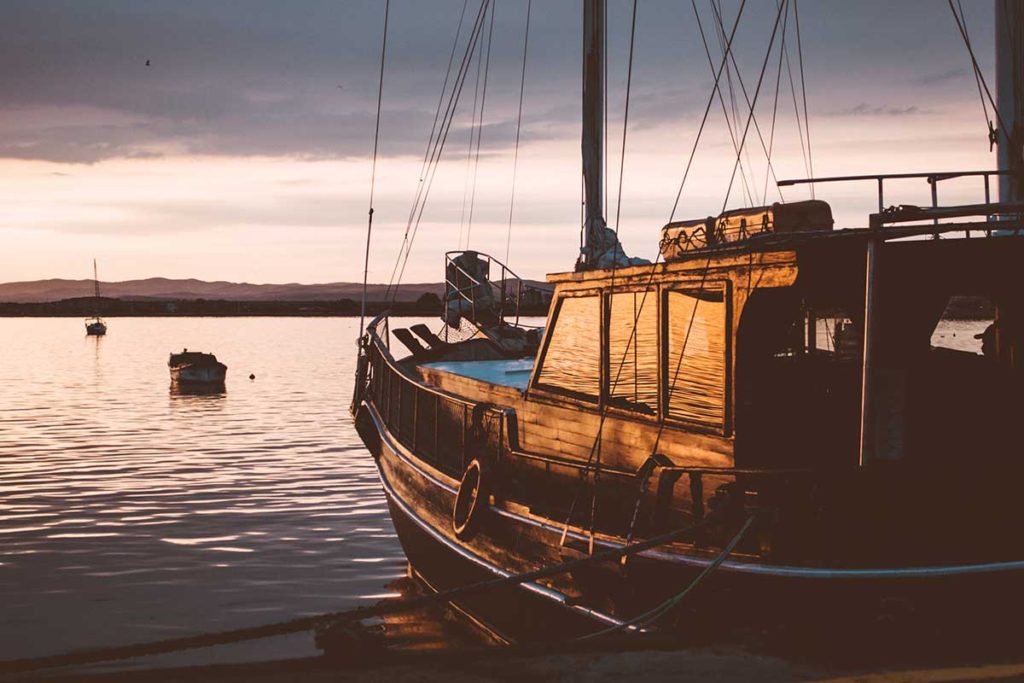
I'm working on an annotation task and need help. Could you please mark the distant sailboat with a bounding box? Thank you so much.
[85,259,107,336]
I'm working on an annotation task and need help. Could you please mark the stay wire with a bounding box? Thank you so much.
[466,0,497,249]
[505,0,532,265]
[668,0,749,222]
[691,0,768,207]
[612,0,638,235]
[708,0,786,204]
[719,0,787,213]
[385,0,486,301]
[762,0,789,204]
[359,0,390,340]
[793,0,814,197]
[388,1,491,302]
[947,0,1009,144]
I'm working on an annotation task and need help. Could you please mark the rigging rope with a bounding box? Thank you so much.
[761,0,789,204]
[505,0,532,265]
[793,0,814,197]
[612,0,638,234]
[465,0,497,249]
[359,0,390,340]
[947,0,1009,147]
[385,0,486,302]
[708,0,787,206]
[668,0,749,222]
[719,0,787,212]
[561,0,749,546]
[386,0,491,303]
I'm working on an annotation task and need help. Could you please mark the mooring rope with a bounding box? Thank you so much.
[0,518,720,675]
[358,0,390,340]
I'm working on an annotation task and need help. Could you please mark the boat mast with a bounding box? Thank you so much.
[579,0,646,270]
[581,0,605,269]
[92,258,101,309]
[996,0,1024,203]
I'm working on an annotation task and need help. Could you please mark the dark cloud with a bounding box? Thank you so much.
[0,0,996,164]
[830,103,930,117]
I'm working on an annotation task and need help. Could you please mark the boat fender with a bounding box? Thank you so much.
[453,459,488,540]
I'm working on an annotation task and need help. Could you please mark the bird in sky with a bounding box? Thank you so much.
[145,59,151,66]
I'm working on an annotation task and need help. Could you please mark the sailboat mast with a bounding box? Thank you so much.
[93,258,100,301]
[996,0,1024,203]
[581,0,605,268]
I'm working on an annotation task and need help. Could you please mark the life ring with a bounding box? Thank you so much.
[453,459,487,540]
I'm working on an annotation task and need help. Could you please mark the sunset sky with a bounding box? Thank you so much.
[0,0,1000,285]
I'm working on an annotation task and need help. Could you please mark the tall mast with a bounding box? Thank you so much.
[93,258,100,301]
[578,0,646,271]
[581,0,605,268]
[996,0,1024,203]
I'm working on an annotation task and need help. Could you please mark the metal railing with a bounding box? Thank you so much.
[444,251,552,327]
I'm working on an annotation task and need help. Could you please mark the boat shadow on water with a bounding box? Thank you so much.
[169,381,227,397]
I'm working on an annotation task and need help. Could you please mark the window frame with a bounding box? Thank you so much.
[603,286,662,421]
[530,288,605,406]
[661,279,732,436]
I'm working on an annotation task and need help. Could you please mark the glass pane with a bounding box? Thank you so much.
[608,291,659,414]
[666,287,726,427]
[536,295,600,401]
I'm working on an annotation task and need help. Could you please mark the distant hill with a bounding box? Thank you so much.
[0,278,446,304]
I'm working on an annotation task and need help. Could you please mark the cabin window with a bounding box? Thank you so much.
[664,285,727,428]
[607,291,659,414]
[535,294,601,401]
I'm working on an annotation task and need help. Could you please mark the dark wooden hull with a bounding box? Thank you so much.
[358,399,1024,646]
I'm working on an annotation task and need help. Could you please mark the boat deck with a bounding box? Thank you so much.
[420,358,535,390]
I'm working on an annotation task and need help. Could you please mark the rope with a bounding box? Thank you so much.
[612,0,638,234]
[578,515,755,640]
[505,0,532,265]
[382,0,485,305]
[668,0,748,222]
[387,0,492,303]
[561,0,748,544]
[793,0,814,197]
[946,0,1009,144]
[761,0,789,204]
[358,0,390,340]
[0,519,715,675]
[719,0,787,212]
[465,0,497,249]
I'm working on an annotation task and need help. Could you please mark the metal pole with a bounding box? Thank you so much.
[581,0,605,267]
[858,239,878,467]
[996,0,1024,205]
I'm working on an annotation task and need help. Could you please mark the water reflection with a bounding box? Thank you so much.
[0,317,454,668]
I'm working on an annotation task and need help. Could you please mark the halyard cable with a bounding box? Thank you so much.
[947,0,1009,145]
[505,0,531,264]
[358,0,390,340]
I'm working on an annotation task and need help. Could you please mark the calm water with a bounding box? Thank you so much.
[0,317,425,670]
[0,315,987,672]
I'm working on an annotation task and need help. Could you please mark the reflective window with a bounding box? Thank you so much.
[608,291,659,414]
[535,295,600,401]
[665,286,727,427]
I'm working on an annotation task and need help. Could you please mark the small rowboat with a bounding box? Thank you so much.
[168,349,227,387]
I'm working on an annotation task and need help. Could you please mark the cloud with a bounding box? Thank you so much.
[912,67,969,85]
[829,103,930,117]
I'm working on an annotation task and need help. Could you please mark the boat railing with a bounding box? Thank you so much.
[444,251,552,327]
[363,315,508,480]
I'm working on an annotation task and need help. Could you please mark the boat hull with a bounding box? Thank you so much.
[85,322,106,336]
[169,364,227,386]
[358,399,1024,647]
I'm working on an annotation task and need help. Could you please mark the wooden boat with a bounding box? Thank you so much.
[352,1,1024,644]
[85,258,107,336]
[168,350,227,387]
